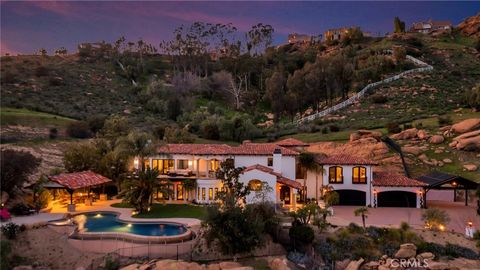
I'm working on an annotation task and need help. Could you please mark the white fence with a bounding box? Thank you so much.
[296,51,433,124]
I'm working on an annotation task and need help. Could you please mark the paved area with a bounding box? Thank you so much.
[328,200,480,233]
[2,199,201,227]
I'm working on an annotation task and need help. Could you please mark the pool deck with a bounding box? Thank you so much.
[2,199,202,227]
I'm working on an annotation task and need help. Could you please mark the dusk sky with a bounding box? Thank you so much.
[1,1,479,55]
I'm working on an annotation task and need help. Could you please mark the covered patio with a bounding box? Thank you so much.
[47,171,113,212]
[417,171,479,208]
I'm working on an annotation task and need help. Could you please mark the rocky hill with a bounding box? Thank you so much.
[458,13,480,38]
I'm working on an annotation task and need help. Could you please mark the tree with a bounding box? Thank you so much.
[354,206,369,229]
[163,126,195,143]
[63,142,100,172]
[298,152,320,201]
[115,131,156,171]
[422,208,450,231]
[215,159,250,209]
[246,23,274,55]
[98,116,130,142]
[38,48,47,56]
[251,181,273,203]
[120,168,160,213]
[265,70,286,123]
[1,149,41,196]
[211,70,244,110]
[394,17,406,33]
[323,188,339,207]
[289,202,319,225]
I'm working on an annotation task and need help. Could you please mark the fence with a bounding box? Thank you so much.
[296,51,434,124]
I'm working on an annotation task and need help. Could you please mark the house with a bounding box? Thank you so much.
[409,20,453,34]
[137,138,427,208]
[323,28,350,41]
[288,33,313,44]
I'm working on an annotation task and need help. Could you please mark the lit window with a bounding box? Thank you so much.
[329,166,343,183]
[248,179,263,191]
[352,166,367,184]
[210,159,220,171]
[202,188,206,201]
[214,188,218,199]
[177,185,183,200]
[177,160,189,170]
[209,188,213,200]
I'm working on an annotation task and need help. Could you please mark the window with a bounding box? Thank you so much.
[248,179,263,191]
[202,188,206,201]
[177,159,189,170]
[210,159,220,171]
[197,187,200,200]
[177,185,184,200]
[144,160,150,169]
[352,166,367,184]
[329,166,343,183]
[214,188,218,199]
[209,188,213,200]
[155,159,174,174]
[267,157,273,167]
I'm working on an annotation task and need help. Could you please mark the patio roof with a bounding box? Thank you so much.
[417,171,478,190]
[48,171,112,190]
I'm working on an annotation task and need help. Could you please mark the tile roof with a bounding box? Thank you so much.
[243,164,302,189]
[156,143,299,156]
[372,172,428,187]
[275,138,309,147]
[49,171,112,190]
[315,154,378,165]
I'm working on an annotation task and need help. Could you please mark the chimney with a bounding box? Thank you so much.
[273,148,282,173]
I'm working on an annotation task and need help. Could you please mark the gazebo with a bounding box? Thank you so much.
[417,171,479,208]
[48,171,113,211]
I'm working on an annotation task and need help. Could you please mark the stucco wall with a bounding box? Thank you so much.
[322,165,373,206]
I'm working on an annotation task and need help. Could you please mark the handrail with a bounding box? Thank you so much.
[296,50,433,124]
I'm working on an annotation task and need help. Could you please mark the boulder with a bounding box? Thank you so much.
[377,266,389,270]
[426,261,450,270]
[402,146,425,155]
[394,243,417,259]
[207,264,221,270]
[268,258,290,270]
[417,129,428,140]
[362,261,380,270]
[452,130,480,151]
[12,266,33,270]
[350,130,383,142]
[345,258,364,270]
[417,252,435,261]
[451,118,480,134]
[463,164,478,171]
[391,128,418,140]
[218,262,243,269]
[428,135,445,144]
[442,158,452,164]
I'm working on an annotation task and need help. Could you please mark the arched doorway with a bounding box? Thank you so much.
[336,189,366,206]
[377,191,417,208]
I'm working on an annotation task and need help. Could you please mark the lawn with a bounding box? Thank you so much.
[0,107,76,127]
[111,203,209,220]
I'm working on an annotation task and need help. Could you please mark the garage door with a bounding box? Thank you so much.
[336,190,366,206]
[378,191,417,208]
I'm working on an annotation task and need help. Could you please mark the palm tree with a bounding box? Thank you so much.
[354,206,369,229]
[120,168,160,213]
[182,179,197,202]
[115,131,157,171]
[298,152,320,202]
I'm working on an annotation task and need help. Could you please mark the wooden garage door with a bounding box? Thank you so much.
[378,191,416,208]
[336,190,366,206]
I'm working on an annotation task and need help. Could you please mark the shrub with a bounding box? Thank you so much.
[329,125,340,132]
[386,122,401,134]
[201,120,220,140]
[321,127,329,134]
[289,224,315,247]
[1,223,21,239]
[421,208,450,230]
[35,66,49,77]
[48,76,64,86]
[66,121,93,138]
[371,94,388,104]
[1,149,41,195]
[437,115,452,126]
[417,242,480,260]
[9,203,31,216]
[104,255,120,270]
[49,128,58,139]
[403,123,412,130]
[463,85,480,110]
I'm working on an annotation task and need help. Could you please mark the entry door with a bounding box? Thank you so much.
[280,186,291,205]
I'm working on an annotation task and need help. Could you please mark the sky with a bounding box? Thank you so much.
[1,1,479,55]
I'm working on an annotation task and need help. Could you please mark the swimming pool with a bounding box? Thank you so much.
[73,212,188,237]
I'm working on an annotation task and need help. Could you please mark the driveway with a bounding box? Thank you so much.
[328,200,480,233]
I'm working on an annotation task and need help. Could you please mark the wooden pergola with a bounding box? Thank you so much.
[48,171,112,205]
[417,171,479,208]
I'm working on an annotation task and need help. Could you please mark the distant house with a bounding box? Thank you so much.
[323,27,349,41]
[288,33,313,44]
[410,19,452,34]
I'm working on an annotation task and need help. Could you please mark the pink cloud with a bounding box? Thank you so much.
[25,1,76,17]
[1,41,19,55]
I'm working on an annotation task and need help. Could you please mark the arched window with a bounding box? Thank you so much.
[352,166,367,184]
[328,166,343,183]
[248,179,263,191]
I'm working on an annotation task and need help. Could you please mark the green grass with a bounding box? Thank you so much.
[0,107,76,127]
[111,203,209,220]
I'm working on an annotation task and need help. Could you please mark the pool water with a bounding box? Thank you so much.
[74,212,187,236]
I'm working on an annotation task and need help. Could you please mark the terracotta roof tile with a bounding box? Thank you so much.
[373,172,428,187]
[243,164,302,189]
[49,171,112,190]
[156,143,299,156]
[315,154,378,165]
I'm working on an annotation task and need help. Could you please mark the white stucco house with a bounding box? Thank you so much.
[137,138,427,208]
